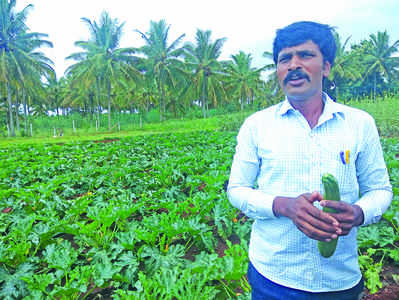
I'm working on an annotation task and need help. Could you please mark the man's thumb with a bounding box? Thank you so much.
[310,191,323,203]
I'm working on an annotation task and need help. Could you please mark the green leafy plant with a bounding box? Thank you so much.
[0,130,397,297]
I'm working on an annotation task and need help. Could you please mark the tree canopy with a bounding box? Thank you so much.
[1,2,399,136]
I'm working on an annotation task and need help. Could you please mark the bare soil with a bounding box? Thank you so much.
[93,138,120,143]
[362,263,399,299]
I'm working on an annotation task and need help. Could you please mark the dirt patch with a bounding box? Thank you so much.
[362,263,399,299]
[52,233,80,250]
[215,238,229,258]
[197,182,207,192]
[215,234,242,258]
[183,244,201,261]
[93,138,120,143]
[362,285,399,299]
[84,286,114,300]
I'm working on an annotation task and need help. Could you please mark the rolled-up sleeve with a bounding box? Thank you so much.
[355,116,393,226]
[227,118,277,220]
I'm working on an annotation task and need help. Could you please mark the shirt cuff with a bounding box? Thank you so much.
[248,190,278,219]
[228,186,277,220]
[355,189,392,226]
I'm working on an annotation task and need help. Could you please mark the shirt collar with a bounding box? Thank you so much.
[277,92,345,120]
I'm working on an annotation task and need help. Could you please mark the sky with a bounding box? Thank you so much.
[17,0,399,78]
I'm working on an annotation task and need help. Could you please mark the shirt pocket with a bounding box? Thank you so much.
[319,139,358,199]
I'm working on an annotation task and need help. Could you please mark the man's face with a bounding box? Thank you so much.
[276,40,331,101]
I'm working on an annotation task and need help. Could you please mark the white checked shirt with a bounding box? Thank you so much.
[227,93,392,292]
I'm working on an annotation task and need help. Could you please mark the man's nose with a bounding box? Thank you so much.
[288,55,302,71]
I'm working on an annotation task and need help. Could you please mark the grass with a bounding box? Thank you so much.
[346,97,399,138]
[1,95,398,147]
[0,111,251,148]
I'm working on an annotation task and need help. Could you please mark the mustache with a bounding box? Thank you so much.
[283,69,310,85]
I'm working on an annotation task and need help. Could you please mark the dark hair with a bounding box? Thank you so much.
[272,21,337,67]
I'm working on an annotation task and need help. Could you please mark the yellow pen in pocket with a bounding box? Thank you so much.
[345,150,350,164]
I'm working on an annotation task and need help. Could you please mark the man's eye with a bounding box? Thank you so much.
[301,53,314,58]
[279,57,289,63]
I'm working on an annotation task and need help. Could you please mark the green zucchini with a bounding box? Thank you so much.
[317,173,341,258]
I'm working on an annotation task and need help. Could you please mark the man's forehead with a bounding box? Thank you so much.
[278,40,320,56]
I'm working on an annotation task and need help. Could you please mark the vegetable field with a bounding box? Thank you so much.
[0,131,251,299]
[0,131,398,299]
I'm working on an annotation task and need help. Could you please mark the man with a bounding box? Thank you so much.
[227,21,392,300]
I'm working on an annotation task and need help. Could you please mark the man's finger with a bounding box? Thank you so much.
[296,206,342,234]
[320,200,350,212]
[296,220,339,241]
[310,191,323,203]
[308,205,340,227]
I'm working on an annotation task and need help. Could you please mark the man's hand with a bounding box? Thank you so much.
[273,192,341,241]
[320,200,364,236]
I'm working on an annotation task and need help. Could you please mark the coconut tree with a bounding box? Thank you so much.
[20,49,54,133]
[224,51,269,110]
[65,52,103,121]
[0,0,54,136]
[362,31,399,100]
[326,32,362,102]
[262,51,281,101]
[67,11,142,130]
[0,0,28,136]
[135,74,158,114]
[183,29,227,118]
[59,76,90,114]
[45,76,71,119]
[136,19,185,121]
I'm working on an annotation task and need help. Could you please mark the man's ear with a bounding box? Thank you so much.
[323,60,331,77]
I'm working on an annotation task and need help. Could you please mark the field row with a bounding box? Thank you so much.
[0,131,252,299]
[0,132,398,298]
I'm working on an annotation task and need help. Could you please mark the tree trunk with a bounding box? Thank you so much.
[7,82,15,137]
[23,88,28,133]
[173,99,177,118]
[96,77,101,127]
[202,75,207,118]
[15,89,20,133]
[107,80,112,131]
[56,93,60,120]
[28,96,32,117]
[89,93,94,121]
[162,85,166,117]
[159,77,165,121]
